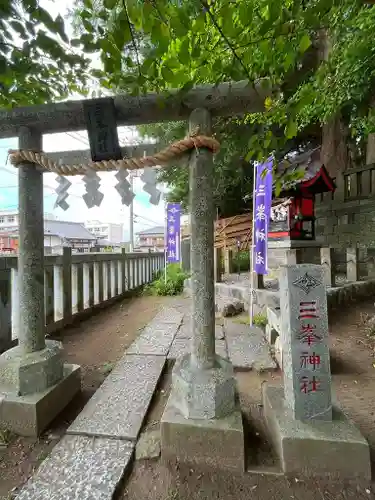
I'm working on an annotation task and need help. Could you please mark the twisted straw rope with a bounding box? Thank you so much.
[7,135,220,176]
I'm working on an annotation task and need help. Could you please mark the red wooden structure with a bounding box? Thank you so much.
[268,149,336,242]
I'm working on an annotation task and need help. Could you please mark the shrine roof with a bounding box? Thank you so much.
[275,147,335,194]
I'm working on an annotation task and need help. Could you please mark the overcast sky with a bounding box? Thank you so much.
[0,0,168,241]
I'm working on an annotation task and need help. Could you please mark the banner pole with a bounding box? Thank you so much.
[164,200,167,284]
[249,162,257,327]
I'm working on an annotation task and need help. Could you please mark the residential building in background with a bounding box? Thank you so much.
[0,219,96,254]
[84,220,124,245]
[136,222,190,253]
[44,220,97,253]
[136,226,165,252]
[0,209,19,233]
[0,210,58,233]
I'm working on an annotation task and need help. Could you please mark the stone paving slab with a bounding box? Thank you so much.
[68,355,165,440]
[15,435,133,500]
[224,321,277,371]
[127,322,179,356]
[168,336,228,360]
[151,307,184,325]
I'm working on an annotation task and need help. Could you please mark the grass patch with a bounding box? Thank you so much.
[100,361,115,375]
[233,313,268,328]
[0,428,15,446]
[144,263,189,296]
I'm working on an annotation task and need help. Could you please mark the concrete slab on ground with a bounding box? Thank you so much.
[151,307,184,325]
[263,385,371,481]
[127,322,179,356]
[168,337,228,360]
[224,320,277,371]
[68,355,165,441]
[15,435,133,500]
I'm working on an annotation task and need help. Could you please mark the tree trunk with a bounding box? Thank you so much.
[366,98,375,165]
[319,30,350,177]
[321,116,350,177]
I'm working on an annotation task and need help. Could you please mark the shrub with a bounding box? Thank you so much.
[253,313,268,328]
[221,250,250,273]
[144,263,189,296]
[232,250,250,273]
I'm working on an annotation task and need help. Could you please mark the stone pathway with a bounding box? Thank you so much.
[16,436,133,500]
[15,307,182,500]
[67,355,166,440]
[15,304,275,500]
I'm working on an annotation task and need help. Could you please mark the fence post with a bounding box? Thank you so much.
[117,249,125,295]
[224,248,233,274]
[320,247,336,287]
[214,247,222,283]
[93,259,103,304]
[347,247,360,282]
[83,261,92,309]
[148,251,153,282]
[63,247,73,321]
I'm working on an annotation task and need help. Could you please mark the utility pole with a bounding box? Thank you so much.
[129,173,134,252]
[129,165,143,252]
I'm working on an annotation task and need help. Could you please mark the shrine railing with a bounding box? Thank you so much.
[0,249,164,352]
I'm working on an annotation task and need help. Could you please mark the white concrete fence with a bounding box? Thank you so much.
[0,249,164,352]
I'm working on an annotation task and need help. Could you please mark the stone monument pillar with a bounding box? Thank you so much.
[0,127,81,436]
[161,109,244,471]
[262,263,370,479]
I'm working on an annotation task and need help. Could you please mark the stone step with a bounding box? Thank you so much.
[67,354,165,441]
[151,307,184,325]
[126,321,179,356]
[15,435,133,500]
[224,320,277,371]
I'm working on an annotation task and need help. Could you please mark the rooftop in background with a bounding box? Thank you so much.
[137,226,165,235]
[44,220,96,240]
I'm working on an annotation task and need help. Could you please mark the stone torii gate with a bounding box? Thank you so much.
[0,80,270,467]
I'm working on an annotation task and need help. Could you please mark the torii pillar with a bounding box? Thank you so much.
[161,109,244,472]
[0,127,81,436]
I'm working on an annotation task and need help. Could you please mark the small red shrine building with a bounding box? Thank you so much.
[268,148,336,242]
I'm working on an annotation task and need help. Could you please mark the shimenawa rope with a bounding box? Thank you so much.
[7,134,220,176]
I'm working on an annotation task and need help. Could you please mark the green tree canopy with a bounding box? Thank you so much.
[68,0,375,212]
[0,0,90,106]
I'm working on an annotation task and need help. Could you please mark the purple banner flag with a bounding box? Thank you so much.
[166,203,181,263]
[254,159,273,275]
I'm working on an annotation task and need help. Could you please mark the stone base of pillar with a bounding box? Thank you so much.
[0,364,81,437]
[160,353,245,472]
[169,354,236,419]
[0,340,64,395]
[0,339,81,436]
[262,385,371,481]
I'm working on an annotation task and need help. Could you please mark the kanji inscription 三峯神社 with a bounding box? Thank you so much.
[279,264,332,421]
